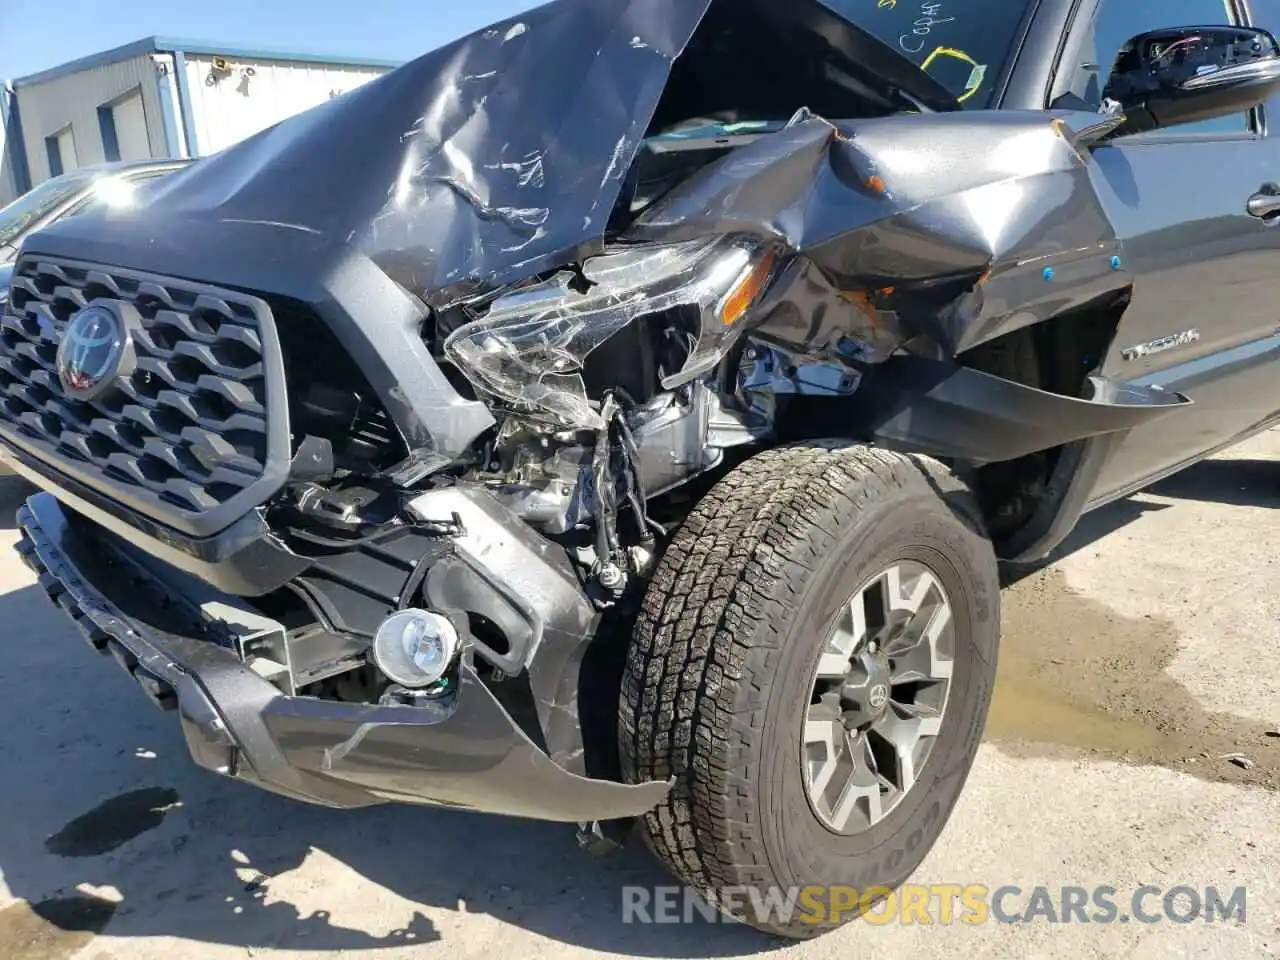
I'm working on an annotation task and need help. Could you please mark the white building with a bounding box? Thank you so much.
[1,36,401,204]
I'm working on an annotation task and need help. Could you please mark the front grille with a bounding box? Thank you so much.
[0,256,290,537]
[272,298,409,474]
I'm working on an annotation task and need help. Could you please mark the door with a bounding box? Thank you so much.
[45,127,78,177]
[1053,0,1280,503]
[112,93,151,162]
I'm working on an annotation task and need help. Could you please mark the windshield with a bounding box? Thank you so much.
[0,170,97,248]
[822,0,1033,108]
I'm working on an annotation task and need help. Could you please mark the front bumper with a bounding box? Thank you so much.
[14,492,671,821]
[2,441,308,597]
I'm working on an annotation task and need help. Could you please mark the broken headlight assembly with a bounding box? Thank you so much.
[443,236,779,431]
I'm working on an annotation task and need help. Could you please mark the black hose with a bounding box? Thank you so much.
[607,392,649,527]
[593,394,622,566]
[611,405,655,546]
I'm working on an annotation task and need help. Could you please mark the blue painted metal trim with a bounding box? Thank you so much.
[14,35,402,88]
[97,105,121,162]
[171,51,201,157]
[155,36,403,69]
[152,62,185,158]
[13,38,161,88]
[1,84,32,193]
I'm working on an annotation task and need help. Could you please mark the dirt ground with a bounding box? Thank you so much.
[2,431,1279,959]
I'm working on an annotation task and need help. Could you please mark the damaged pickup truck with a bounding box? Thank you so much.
[5,0,1280,938]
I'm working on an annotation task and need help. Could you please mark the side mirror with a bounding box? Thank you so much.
[1103,25,1280,134]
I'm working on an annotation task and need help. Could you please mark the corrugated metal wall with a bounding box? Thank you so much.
[179,55,387,155]
[17,53,169,184]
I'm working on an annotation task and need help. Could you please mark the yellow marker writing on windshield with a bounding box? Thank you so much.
[921,46,988,102]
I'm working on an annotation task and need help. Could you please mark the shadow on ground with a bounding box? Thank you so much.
[999,455,1277,588]
[1147,457,1280,509]
[999,493,1171,588]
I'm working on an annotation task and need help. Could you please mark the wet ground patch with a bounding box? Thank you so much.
[987,567,1280,789]
[44,787,181,857]
[0,895,117,960]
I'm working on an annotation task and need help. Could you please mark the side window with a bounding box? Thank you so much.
[1066,0,1250,135]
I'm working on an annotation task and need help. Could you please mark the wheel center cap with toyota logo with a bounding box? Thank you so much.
[56,302,137,402]
[867,683,889,711]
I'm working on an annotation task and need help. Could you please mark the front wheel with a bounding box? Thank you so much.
[619,442,1000,938]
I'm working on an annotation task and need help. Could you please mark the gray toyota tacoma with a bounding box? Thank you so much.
[5,0,1280,939]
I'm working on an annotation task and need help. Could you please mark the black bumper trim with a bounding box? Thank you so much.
[15,491,672,821]
[2,441,309,596]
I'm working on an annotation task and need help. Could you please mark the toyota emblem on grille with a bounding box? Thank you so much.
[57,304,134,401]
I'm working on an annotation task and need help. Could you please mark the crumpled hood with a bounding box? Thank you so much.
[46,0,956,305]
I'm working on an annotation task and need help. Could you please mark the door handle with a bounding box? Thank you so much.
[1248,184,1280,220]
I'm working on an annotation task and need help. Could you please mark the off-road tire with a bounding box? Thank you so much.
[618,441,1000,938]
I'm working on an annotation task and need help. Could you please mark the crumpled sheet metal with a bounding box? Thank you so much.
[444,105,1135,429]
[625,108,1130,360]
[853,356,1191,467]
[134,0,714,304]
[114,0,966,310]
[92,0,1138,450]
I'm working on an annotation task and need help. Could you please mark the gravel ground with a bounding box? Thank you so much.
[1,431,1279,960]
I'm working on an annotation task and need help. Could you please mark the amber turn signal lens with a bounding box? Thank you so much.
[719,249,777,326]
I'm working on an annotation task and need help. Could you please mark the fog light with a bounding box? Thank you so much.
[372,609,459,688]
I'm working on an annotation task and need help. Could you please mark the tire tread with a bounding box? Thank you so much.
[618,441,984,932]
